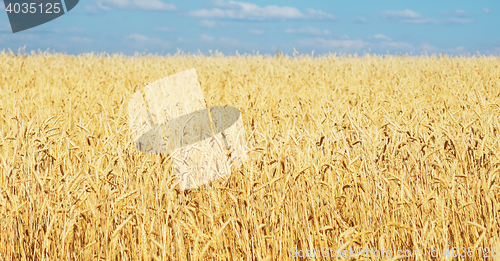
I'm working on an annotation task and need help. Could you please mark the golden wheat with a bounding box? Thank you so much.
[0,50,499,260]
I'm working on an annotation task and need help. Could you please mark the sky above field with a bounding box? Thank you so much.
[0,0,499,56]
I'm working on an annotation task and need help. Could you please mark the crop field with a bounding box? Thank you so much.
[0,51,500,260]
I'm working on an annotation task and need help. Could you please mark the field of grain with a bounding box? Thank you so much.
[0,51,499,260]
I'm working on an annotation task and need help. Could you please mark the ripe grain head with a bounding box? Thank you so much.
[0,51,499,259]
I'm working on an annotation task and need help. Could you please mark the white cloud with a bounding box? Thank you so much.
[448,46,466,53]
[297,38,365,51]
[191,32,261,52]
[94,0,176,11]
[304,9,336,20]
[126,33,149,41]
[70,37,93,44]
[400,18,436,24]
[125,33,169,47]
[199,20,217,28]
[68,27,86,33]
[418,42,438,53]
[188,0,336,20]
[0,34,69,51]
[154,27,175,32]
[353,16,367,23]
[483,8,491,14]
[382,9,473,24]
[379,41,465,55]
[218,36,260,51]
[97,0,126,10]
[285,27,331,36]
[200,34,215,42]
[134,0,176,11]
[382,9,422,19]
[219,37,242,46]
[292,36,439,54]
[406,17,472,25]
[249,29,263,35]
[443,18,474,24]
[416,43,466,55]
[212,0,240,9]
[383,41,415,51]
[85,5,101,14]
[373,34,391,41]
[441,10,468,17]
[0,22,12,32]
[381,9,436,24]
[54,27,87,33]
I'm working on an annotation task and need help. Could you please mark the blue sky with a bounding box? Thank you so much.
[0,0,499,56]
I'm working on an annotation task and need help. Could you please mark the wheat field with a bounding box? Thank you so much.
[0,50,500,260]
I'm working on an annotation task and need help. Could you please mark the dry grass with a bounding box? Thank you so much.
[0,50,500,260]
